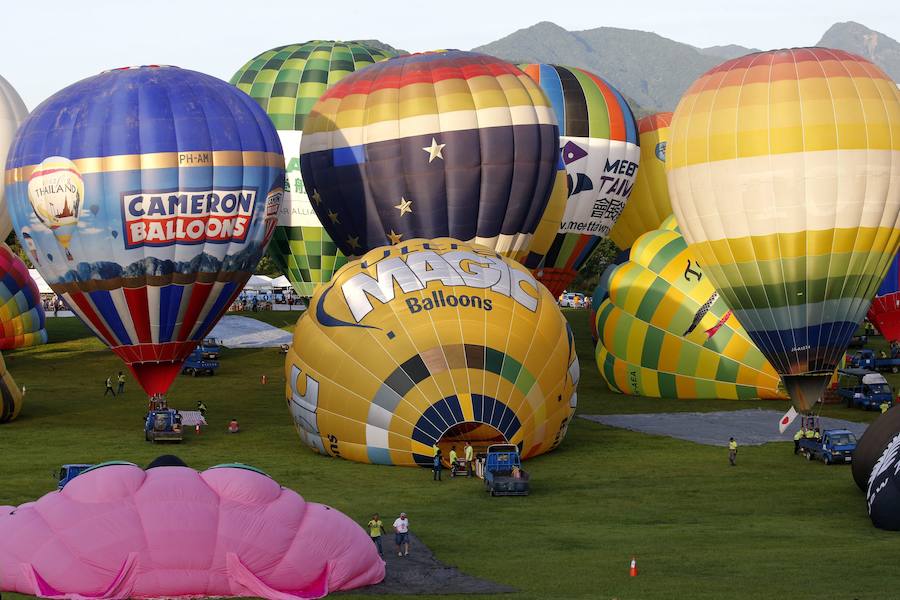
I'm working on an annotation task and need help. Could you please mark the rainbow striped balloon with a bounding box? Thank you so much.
[667,48,900,411]
[0,243,46,350]
[299,50,568,265]
[519,64,640,298]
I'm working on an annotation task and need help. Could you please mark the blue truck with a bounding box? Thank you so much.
[199,338,221,360]
[483,444,529,496]
[56,464,92,489]
[837,369,893,410]
[797,429,858,465]
[848,349,900,373]
[181,348,219,376]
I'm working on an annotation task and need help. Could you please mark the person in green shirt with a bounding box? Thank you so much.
[464,441,474,477]
[728,437,738,466]
[366,513,385,557]
[449,446,458,477]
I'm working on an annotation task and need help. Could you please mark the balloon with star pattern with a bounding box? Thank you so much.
[298,50,568,265]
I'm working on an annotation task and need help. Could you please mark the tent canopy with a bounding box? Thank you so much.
[244,275,273,292]
[270,275,291,289]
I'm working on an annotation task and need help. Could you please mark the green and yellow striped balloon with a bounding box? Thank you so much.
[595,217,784,400]
[230,41,397,296]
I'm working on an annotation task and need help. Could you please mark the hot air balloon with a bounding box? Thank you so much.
[0,74,28,240]
[0,242,47,349]
[4,66,284,396]
[868,250,900,341]
[852,406,900,491]
[867,433,900,530]
[0,460,385,597]
[0,352,23,423]
[667,48,900,412]
[608,113,673,250]
[298,50,568,265]
[231,41,397,297]
[595,218,784,399]
[284,238,578,466]
[518,64,640,297]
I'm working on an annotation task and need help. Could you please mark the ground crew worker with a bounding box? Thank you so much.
[432,442,439,457]
[814,429,821,440]
[116,371,126,394]
[881,400,891,414]
[793,429,804,454]
[728,437,738,466]
[449,446,458,477]
[104,376,116,397]
[464,441,474,477]
[367,513,385,557]
[804,427,816,439]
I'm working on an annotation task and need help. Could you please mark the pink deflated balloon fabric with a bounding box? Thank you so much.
[0,463,384,599]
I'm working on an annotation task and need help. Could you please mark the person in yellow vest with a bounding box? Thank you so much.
[814,429,821,440]
[366,513,385,557]
[432,443,439,457]
[449,446,458,477]
[728,437,737,466]
[116,371,126,394]
[881,400,891,414]
[793,428,804,455]
[464,441,474,477]
[804,427,816,439]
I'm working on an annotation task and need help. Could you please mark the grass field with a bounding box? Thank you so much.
[0,309,896,600]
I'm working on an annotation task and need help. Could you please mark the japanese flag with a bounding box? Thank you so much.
[779,407,798,434]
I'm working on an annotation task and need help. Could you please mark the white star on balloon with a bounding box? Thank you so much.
[394,197,413,216]
[421,138,446,163]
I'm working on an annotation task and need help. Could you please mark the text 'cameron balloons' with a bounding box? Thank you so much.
[0,74,28,240]
[868,251,900,341]
[0,243,47,349]
[0,460,384,597]
[285,238,578,466]
[595,218,784,400]
[299,50,568,264]
[0,352,23,423]
[4,66,284,395]
[667,48,900,412]
[609,113,673,250]
[519,64,640,297]
[231,41,397,296]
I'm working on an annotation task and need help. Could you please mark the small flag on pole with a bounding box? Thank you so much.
[779,407,798,434]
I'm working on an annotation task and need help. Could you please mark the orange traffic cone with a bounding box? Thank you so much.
[629,557,638,577]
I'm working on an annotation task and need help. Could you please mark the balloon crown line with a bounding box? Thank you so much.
[102,65,174,74]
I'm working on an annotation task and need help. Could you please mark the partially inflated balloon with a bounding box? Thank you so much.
[0,243,46,349]
[595,220,783,399]
[667,48,900,411]
[608,113,672,250]
[285,238,578,466]
[868,250,900,341]
[0,74,28,240]
[299,51,568,264]
[0,352,23,423]
[519,64,640,297]
[5,66,284,396]
[231,41,396,296]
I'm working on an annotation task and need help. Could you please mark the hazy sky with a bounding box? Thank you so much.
[1,0,896,108]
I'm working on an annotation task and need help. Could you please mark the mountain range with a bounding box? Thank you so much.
[473,21,900,114]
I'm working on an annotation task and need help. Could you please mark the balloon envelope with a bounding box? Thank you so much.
[519,64,640,297]
[0,74,27,240]
[4,66,284,395]
[231,41,397,296]
[0,461,384,597]
[608,113,673,250]
[0,242,47,350]
[852,406,900,491]
[868,250,900,341]
[298,50,568,264]
[867,433,900,530]
[595,218,784,399]
[285,238,578,466]
[667,48,900,411]
[0,352,23,423]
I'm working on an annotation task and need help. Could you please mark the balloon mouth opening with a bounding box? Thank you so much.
[436,422,507,458]
[782,373,833,413]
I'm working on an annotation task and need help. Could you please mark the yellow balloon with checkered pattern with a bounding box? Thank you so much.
[0,353,23,423]
[284,238,579,466]
[595,219,785,400]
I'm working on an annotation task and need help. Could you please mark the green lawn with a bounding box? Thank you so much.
[0,309,896,600]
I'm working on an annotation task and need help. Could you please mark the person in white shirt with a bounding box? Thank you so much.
[393,512,410,556]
